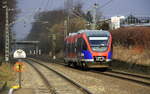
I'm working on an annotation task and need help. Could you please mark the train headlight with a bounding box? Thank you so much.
[81,53,84,56]
[106,59,111,62]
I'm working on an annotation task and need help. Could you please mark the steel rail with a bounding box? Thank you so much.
[47,59,150,87]
[29,58,150,87]
[90,70,150,87]
[109,70,150,80]
[26,60,57,94]
[50,61,150,87]
[27,59,93,94]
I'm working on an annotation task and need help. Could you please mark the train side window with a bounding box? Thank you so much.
[73,43,75,53]
[77,38,82,52]
[64,42,66,53]
[75,39,77,52]
[68,43,70,53]
[69,43,71,53]
[74,42,76,53]
[66,43,68,54]
[82,39,87,50]
[77,38,80,52]
[71,43,73,53]
[77,38,87,51]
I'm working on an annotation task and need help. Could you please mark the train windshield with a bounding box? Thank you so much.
[89,37,109,52]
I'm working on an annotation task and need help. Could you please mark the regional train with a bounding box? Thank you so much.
[64,30,113,69]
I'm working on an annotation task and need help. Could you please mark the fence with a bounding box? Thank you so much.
[120,15,150,27]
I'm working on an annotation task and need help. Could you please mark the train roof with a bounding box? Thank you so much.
[78,30,110,37]
[68,30,110,36]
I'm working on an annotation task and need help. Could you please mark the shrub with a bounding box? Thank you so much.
[110,26,150,49]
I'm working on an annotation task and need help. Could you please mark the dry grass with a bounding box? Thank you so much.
[0,63,15,81]
[111,26,150,66]
[113,45,150,66]
[111,26,150,49]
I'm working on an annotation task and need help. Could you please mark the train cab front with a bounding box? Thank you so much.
[92,51,112,67]
[82,36,112,68]
[81,51,112,68]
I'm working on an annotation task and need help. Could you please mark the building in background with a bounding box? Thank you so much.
[120,15,150,27]
[110,16,125,30]
[100,15,150,30]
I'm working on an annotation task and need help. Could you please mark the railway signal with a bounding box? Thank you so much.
[13,49,26,88]
[13,62,25,72]
[13,62,25,88]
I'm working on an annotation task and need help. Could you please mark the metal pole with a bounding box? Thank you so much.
[12,32,16,52]
[19,66,22,88]
[92,3,98,30]
[64,20,67,38]
[18,59,22,88]
[35,44,39,55]
[92,6,96,29]
[3,1,10,62]
[64,0,71,37]
[67,16,70,33]
[52,34,56,62]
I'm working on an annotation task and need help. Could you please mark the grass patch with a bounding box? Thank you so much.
[112,45,150,74]
[0,63,15,81]
[113,45,150,66]
[0,56,4,66]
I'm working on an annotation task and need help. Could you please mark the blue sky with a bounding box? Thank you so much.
[12,0,150,40]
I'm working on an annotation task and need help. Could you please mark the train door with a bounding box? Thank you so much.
[77,38,82,58]
[77,38,89,69]
[64,41,67,57]
[77,38,88,59]
[82,39,88,51]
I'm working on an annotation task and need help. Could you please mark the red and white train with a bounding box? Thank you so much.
[64,30,113,69]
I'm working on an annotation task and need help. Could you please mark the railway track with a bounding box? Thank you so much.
[25,59,93,94]
[51,60,150,87]
[109,70,150,80]
[90,70,150,87]
[28,58,150,87]
[46,60,150,87]
[26,60,57,94]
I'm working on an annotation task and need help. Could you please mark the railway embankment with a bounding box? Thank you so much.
[111,59,150,75]
[112,45,150,75]
[111,26,150,75]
